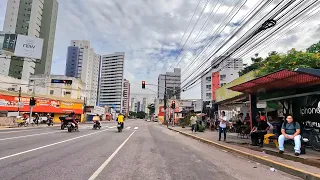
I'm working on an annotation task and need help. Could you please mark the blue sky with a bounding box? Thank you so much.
[1,0,320,101]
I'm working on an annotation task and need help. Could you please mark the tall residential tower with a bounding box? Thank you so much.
[64,40,100,105]
[2,0,58,79]
[158,68,181,100]
[98,52,125,112]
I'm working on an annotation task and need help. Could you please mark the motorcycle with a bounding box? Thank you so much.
[67,121,78,132]
[47,118,54,126]
[117,122,123,132]
[92,121,101,130]
[59,117,68,130]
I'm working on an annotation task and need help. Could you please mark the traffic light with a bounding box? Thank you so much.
[171,100,176,109]
[142,81,146,89]
[29,97,36,106]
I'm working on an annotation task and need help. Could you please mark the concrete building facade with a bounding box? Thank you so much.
[2,0,58,79]
[65,40,100,105]
[122,79,130,115]
[158,68,181,100]
[98,52,125,112]
[28,75,85,99]
[201,57,243,102]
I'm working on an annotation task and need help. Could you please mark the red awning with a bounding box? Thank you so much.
[229,69,320,94]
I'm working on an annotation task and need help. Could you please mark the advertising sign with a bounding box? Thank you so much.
[215,71,257,103]
[1,34,17,55]
[14,35,43,59]
[0,94,83,114]
[293,94,320,128]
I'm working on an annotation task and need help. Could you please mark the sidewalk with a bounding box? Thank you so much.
[169,126,320,180]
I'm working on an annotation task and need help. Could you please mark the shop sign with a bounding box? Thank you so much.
[215,71,257,103]
[0,94,83,114]
[295,95,320,128]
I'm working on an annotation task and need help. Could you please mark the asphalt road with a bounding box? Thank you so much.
[0,119,301,180]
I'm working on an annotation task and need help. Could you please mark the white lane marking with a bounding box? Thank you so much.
[0,128,46,134]
[88,130,136,180]
[0,129,108,161]
[0,131,58,141]
[109,126,115,129]
[126,127,131,129]
[134,127,138,130]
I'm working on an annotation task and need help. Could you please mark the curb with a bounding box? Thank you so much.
[169,128,320,180]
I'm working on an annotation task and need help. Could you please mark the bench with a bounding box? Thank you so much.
[263,133,306,154]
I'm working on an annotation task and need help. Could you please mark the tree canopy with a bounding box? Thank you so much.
[240,41,320,77]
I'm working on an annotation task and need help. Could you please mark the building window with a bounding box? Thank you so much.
[65,91,71,95]
[50,90,54,94]
[220,83,226,86]
[220,74,226,80]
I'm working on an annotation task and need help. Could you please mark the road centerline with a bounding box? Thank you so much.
[88,130,136,180]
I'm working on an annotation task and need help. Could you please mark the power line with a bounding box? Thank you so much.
[181,0,246,78]
[182,0,320,91]
[165,0,203,71]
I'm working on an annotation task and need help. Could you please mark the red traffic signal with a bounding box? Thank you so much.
[142,81,146,89]
[171,100,176,109]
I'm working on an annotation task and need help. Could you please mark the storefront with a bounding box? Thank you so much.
[215,71,257,122]
[229,68,320,129]
[0,92,83,123]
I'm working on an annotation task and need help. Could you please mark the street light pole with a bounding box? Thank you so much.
[18,87,21,114]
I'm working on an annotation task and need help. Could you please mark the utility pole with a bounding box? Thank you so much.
[18,87,21,114]
[29,81,36,123]
[164,75,167,126]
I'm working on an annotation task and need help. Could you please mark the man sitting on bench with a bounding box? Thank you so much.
[278,115,301,156]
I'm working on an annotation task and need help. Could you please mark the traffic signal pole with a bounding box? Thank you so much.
[18,87,21,114]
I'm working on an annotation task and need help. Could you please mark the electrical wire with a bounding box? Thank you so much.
[182,1,320,91]
[165,0,203,71]
[181,0,317,90]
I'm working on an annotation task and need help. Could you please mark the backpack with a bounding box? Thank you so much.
[283,121,297,132]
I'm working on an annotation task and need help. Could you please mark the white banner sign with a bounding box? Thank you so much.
[14,35,43,59]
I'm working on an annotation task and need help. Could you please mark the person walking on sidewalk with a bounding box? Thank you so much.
[278,115,301,156]
[190,113,197,133]
[219,111,227,141]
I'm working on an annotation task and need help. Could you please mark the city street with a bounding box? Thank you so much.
[0,119,301,180]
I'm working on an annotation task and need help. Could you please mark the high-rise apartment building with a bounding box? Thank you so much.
[201,57,243,102]
[65,40,100,105]
[142,97,147,113]
[130,97,135,112]
[122,79,130,115]
[98,52,125,112]
[2,0,58,79]
[158,68,181,100]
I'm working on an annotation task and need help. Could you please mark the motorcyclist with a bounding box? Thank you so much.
[47,113,53,124]
[117,113,124,129]
[34,113,40,125]
[93,114,101,126]
[69,111,79,131]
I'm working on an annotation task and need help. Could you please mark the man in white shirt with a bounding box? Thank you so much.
[219,111,227,141]
[190,113,198,133]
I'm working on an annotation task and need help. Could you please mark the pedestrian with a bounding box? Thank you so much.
[218,111,227,141]
[190,113,197,133]
[278,115,301,156]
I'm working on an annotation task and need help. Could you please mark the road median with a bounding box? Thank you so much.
[168,127,320,180]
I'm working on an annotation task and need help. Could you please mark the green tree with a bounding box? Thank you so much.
[147,103,155,115]
[129,111,137,118]
[239,53,264,76]
[136,111,146,119]
[258,48,320,76]
[306,41,320,53]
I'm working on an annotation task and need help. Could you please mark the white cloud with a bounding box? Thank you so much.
[1,0,320,101]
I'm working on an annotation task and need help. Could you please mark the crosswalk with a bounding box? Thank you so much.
[80,125,138,130]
